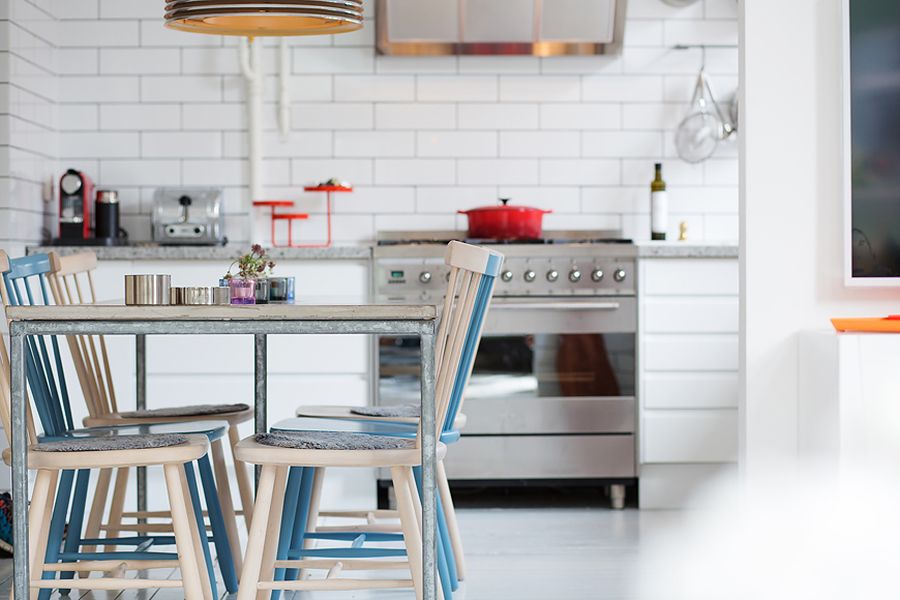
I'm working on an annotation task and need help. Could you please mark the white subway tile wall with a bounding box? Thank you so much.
[0,0,58,254]
[3,0,739,248]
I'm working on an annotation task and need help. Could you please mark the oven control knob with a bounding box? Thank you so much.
[546,270,559,282]
[568,269,582,283]
[501,270,514,282]
[614,268,627,282]
[419,271,432,284]
[524,270,536,282]
[591,269,604,282]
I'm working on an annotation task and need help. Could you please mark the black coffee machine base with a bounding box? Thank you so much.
[52,237,128,247]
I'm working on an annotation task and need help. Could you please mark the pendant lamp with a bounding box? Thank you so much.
[165,1,364,36]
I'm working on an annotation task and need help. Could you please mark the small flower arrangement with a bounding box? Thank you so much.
[224,244,275,281]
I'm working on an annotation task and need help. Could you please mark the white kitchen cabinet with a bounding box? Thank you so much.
[639,257,739,509]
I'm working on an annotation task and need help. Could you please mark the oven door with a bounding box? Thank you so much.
[377,297,636,436]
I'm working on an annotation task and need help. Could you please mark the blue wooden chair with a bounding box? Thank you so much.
[0,251,240,596]
[266,241,502,599]
[47,250,256,532]
[234,241,502,600]
[0,354,213,600]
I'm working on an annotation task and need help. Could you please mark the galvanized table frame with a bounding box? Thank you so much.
[8,316,438,600]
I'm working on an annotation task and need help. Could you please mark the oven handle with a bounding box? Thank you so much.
[492,301,621,311]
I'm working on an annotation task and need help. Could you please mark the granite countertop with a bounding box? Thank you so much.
[635,241,739,258]
[27,244,373,261]
[29,241,738,261]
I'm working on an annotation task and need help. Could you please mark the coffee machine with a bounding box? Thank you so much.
[54,169,127,246]
[57,169,93,243]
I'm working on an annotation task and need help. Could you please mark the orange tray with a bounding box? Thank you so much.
[831,318,900,333]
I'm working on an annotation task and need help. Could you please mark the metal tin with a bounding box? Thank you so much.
[170,286,218,305]
[125,275,171,305]
[213,286,231,305]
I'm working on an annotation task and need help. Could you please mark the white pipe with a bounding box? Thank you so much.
[279,38,291,140]
[239,37,264,242]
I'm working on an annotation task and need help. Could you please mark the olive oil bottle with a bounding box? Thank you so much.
[650,163,668,241]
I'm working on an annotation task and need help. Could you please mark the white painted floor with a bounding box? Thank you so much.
[0,507,682,600]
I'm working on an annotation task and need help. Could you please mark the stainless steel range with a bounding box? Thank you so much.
[373,231,637,506]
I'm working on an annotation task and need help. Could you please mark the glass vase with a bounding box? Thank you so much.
[268,276,295,304]
[228,279,256,305]
[254,278,270,304]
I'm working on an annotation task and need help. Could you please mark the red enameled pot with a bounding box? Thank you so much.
[458,198,552,240]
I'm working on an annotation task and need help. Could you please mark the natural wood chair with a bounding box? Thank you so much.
[235,241,503,600]
[46,251,255,529]
[1,251,241,596]
[0,275,216,600]
[274,241,502,589]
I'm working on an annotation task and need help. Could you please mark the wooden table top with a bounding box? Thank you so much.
[5,302,436,322]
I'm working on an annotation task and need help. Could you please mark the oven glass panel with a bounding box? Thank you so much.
[378,333,635,403]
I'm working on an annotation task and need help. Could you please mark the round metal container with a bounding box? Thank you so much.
[213,286,231,305]
[125,275,171,306]
[170,286,219,305]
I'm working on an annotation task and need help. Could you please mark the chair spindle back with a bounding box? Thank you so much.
[0,251,74,437]
[47,251,118,417]
[427,241,503,442]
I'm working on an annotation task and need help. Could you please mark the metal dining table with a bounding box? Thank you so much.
[5,302,439,600]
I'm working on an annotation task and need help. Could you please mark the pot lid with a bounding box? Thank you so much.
[460,198,551,214]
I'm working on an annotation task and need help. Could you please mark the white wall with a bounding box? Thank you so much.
[0,0,58,257]
[740,0,900,477]
[51,0,739,245]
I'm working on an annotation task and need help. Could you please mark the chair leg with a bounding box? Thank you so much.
[185,462,219,599]
[286,467,315,582]
[408,469,447,600]
[238,465,278,600]
[163,463,207,600]
[229,425,254,530]
[299,466,325,579]
[181,465,216,600]
[414,467,456,598]
[210,438,244,575]
[58,469,90,592]
[102,466,129,553]
[272,467,304,600]
[28,470,58,600]
[257,466,289,600]
[198,453,238,592]
[81,467,111,555]
[438,459,465,580]
[392,466,424,600]
[37,469,74,600]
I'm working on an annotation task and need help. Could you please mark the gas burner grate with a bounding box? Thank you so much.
[376,230,633,246]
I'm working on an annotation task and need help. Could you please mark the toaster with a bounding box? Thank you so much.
[151,187,226,245]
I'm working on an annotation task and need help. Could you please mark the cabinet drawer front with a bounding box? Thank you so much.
[643,372,738,409]
[643,297,738,333]
[639,463,738,509]
[445,435,635,479]
[642,409,738,463]
[643,335,738,371]
[642,259,738,296]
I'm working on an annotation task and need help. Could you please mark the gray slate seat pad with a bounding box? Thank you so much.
[350,404,420,418]
[34,433,189,452]
[256,431,416,451]
[119,403,250,418]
